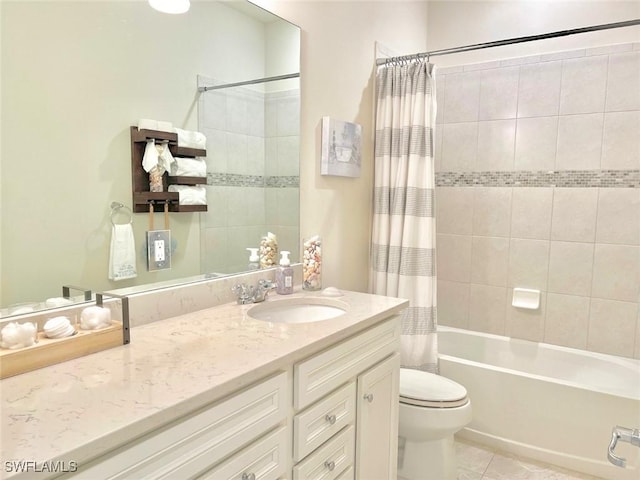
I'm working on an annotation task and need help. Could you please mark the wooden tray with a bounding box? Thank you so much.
[0,321,124,379]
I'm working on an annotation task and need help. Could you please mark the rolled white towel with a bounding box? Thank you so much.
[138,119,173,132]
[80,306,111,330]
[156,120,173,133]
[170,157,207,177]
[43,316,75,339]
[168,185,207,205]
[138,119,158,130]
[174,128,207,150]
[0,322,37,349]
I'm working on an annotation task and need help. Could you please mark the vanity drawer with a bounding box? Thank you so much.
[294,317,400,409]
[293,382,356,462]
[71,371,289,479]
[335,466,354,480]
[293,425,355,480]
[197,426,289,480]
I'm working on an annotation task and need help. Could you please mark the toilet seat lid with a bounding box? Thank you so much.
[399,368,468,408]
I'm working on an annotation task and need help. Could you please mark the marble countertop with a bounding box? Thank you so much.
[1,289,407,478]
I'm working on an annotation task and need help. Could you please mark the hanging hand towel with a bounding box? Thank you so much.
[142,139,159,173]
[108,223,137,281]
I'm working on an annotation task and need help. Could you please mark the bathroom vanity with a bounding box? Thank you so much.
[0,290,407,480]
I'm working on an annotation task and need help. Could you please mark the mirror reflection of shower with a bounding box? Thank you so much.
[198,74,300,274]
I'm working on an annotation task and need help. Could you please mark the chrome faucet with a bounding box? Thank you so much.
[608,425,640,467]
[232,279,275,305]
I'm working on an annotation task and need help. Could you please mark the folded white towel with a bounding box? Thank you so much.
[138,119,158,130]
[156,120,173,133]
[170,157,207,177]
[174,128,207,150]
[138,119,173,132]
[168,185,207,205]
[109,224,137,281]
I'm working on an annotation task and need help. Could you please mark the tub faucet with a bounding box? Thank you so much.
[232,280,275,305]
[608,426,640,468]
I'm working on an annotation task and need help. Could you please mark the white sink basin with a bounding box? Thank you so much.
[247,297,348,324]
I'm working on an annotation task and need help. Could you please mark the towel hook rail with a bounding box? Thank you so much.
[110,202,133,226]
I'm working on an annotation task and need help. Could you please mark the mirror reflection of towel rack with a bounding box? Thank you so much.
[110,202,133,226]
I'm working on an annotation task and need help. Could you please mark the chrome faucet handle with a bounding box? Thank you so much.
[608,426,640,468]
[257,279,275,289]
[232,283,255,305]
[252,279,276,303]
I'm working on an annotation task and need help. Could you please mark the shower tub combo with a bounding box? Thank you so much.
[438,326,640,480]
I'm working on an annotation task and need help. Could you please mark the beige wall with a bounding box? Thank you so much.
[253,0,430,292]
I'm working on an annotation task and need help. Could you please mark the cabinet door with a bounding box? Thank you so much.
[355,353,400,480]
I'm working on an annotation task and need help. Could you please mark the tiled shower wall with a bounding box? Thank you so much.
[198,81,300,274]
[434,43,640,359]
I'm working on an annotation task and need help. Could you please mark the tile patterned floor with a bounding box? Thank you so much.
[455,439,604,480]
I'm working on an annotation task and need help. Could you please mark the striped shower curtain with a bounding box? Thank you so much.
[370,60,438,373]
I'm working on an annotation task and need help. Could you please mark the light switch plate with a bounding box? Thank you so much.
[147,230,171,271]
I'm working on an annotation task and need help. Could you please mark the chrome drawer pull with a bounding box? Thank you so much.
[324,460,336,471]
[242,473,256,480]
[325,414,337,425]
[363,393,374,403]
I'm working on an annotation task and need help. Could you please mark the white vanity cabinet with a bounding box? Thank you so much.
[292,316,401,480]
[66,371,290,480]
[48,314,401,480]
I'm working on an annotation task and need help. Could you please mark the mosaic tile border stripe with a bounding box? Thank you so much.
[207,173,299,188]
[436,170,640,188]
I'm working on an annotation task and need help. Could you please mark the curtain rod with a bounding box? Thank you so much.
[376,19,640,66]
[198,73,300,92]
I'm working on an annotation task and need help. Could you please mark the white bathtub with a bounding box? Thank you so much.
[438,326,640,480]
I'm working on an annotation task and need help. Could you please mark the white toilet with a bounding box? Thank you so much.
[397,368,472,480]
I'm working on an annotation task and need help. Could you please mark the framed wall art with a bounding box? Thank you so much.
[321,116,362,177]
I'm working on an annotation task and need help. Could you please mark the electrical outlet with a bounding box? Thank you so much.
[154,240,165,262]
[147,230,171,271]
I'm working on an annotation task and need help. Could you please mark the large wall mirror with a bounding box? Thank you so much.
[0,0,300,316]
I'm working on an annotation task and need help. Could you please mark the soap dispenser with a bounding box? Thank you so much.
[276,251,294,295]
[247,248,260,270]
